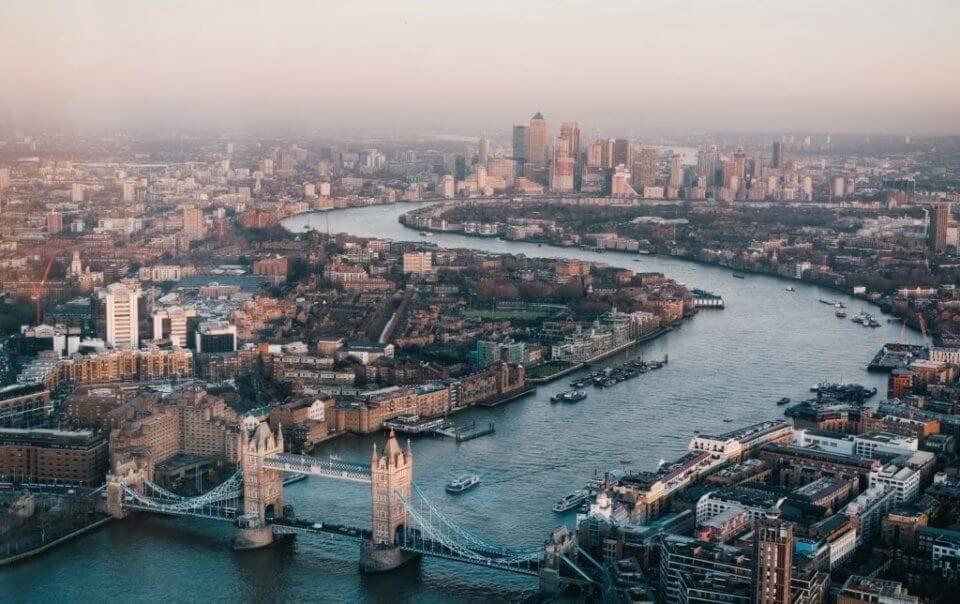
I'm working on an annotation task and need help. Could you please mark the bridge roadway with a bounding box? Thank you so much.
[272,517,371,541]
[263,453,372,483]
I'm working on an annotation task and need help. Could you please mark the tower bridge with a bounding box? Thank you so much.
[103,423,591,590]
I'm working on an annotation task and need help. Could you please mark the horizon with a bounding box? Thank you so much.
[2,0,959,136]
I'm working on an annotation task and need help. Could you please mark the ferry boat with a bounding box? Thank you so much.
[553,490,590,513]
[445,474,481,494]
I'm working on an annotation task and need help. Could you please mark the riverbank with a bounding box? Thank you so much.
[1,515,112,567]
[396,211,920,329]
[527,326,676,385]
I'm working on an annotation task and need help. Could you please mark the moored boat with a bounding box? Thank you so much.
[553,490,590,513]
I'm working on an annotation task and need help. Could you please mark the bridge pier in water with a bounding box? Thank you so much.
[360,430,420,572]
[234,422,285,550]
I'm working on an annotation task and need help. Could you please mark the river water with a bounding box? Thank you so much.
[3,203,923,603]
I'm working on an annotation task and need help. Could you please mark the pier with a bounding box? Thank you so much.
[436,420,496,442]
[381,415,452,434]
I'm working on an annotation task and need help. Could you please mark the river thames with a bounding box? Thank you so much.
[4,203,923,603]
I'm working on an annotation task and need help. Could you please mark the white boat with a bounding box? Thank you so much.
[553,490,590,513]
[445,474,480,493]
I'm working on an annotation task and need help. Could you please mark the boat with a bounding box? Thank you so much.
[552,389,587,403]
[835,302,846,309]
[419,231,429,236]
[553,490,590,513]
[732,273,746,279]
[785,286,796,291]
[560,390,588,403]
[819,299,834,305]
[723,418,734,422]
[776,397,791,406]
[835,308,847,318]
[445,474,480,494]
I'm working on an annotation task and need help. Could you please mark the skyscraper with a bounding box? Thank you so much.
[559,122,581,189]
[526,112,550,167]
[477,138,490,167]
[512,124,528,176]
[669,154,683,189]
[929,203,950,254]
[99,282,141,348]
[632,147,658,189]
[754,511,794,604]
[550,135,574,193]
[772,141,783,169]
[613,139,632,168]
[182,207,205,241]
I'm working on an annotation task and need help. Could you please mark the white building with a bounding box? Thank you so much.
[689,421,793,463]
[842,485,895,549]
[98,282,141,348]
[152,306,196,348]
[869,463,920,504]
[828,526,858,570]
[930,346,960,365]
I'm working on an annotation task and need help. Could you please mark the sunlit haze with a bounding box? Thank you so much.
[2,0,959,134]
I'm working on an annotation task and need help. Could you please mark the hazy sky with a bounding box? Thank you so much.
[2,0,959,135]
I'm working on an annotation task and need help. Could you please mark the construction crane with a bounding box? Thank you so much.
[30,256,55,325]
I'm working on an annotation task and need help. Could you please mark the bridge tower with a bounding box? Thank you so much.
[105,462,145,518]
[360,429,419,572]
[234,422,285,549]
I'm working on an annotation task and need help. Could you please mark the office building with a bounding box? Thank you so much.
[526,112,550,167]
[929,202,949,253]
[512,125,528,175]
[550,135,574,193]
[559,122,580,188]
[772,141,783,169]
[195,320,238,353]
[836,575,918,604]
[98,282,141,348]
[477,138,490,166]
[612,138,632,168]
[0,428,109,486]
[152,306,196,348]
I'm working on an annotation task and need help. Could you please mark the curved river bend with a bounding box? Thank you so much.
[5,204,922,603]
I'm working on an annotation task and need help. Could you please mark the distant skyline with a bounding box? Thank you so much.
[2,0,959,135]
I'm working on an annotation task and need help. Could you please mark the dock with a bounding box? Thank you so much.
[382,415,452,434]
[436,420,496,442]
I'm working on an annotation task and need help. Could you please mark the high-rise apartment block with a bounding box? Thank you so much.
[754,512,794,604]
[98,282,141,348]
